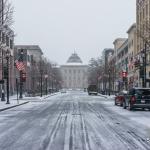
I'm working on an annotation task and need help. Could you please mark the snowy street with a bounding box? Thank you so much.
[0,91,150,150]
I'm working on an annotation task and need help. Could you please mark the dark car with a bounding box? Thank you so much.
[123,88,150,110]
[114,90,127,106]
[87,84,98,95]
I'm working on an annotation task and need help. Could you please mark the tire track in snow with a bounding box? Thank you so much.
[79,102,92,150]
[86,102,150,150]
[41,100,66,150]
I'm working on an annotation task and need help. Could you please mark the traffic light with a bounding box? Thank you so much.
[122,71,127,77]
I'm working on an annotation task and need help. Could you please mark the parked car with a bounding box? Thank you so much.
[123,88,150,110]
[60,89,67,93]
[114,90,127,106]
[87,84,98,95]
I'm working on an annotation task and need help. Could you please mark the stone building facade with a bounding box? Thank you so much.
[127,23,138,88]
[14,45,43,95]
[61,53,88,90]
[136,0,150,87]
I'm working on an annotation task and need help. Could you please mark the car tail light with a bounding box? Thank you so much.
[131,96,136,104]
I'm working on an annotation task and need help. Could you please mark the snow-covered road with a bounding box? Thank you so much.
[0,91,150,150]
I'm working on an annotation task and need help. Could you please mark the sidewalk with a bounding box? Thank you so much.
[98,93,116,100]
[0,96,29,112]
[0,92,60,112]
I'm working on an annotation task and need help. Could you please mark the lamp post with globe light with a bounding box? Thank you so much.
[6,50,10,104]
[45,74,48,95]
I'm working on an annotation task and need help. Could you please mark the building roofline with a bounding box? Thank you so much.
[14,45,43,55]
[113,38,127,45]
[127,23,136,34]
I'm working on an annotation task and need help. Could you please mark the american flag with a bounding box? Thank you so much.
[15,60,25,71]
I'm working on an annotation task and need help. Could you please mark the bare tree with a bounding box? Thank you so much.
[88,57,103,85]
[0,0,14,57]
[0,0,14,99]
[0,0,14,27]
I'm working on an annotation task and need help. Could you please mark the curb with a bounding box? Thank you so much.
[43,93,59,99]
[98,94,108,98]
[0,101,29,112]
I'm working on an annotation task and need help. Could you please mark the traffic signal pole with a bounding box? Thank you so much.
[19,50,24,99]
[143,42,147,88]
[19,70,23,99]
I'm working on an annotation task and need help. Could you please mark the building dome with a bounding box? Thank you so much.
[67,53,83,63]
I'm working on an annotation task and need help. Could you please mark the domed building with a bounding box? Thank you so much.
[60,53,88,89]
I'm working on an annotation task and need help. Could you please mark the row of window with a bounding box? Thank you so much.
[27,55,34,63]
[137,2,149,24]
[64,76,86,81]
[128,40,134,49]
[66,82,84,87]
[64,69,84,74]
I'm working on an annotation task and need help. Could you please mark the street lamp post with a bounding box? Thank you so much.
[1,0,5,101]
[108,69,111,96]
[40,71,43,97]
[1,48,5,101]
[45,74,48,95]
[19,50,24,99]
[6,50,10,104]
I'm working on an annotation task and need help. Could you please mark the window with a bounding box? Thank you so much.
[69,70,72,74]
[2,33,5,43]
[27,55,30,62]
[64,70,67,74]
[6,36,9,46]
[10,39,13,49]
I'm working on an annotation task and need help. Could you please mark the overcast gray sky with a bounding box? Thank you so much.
[12,0,136,65]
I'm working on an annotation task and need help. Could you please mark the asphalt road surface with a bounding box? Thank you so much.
[0,91,150,150]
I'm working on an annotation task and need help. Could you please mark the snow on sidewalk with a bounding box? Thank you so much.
[98,93,116,100]
[0,96,28,111]
[0,92,60,111]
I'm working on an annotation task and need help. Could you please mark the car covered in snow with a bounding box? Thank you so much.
[87,84,98,95]
[123,88,150,110]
